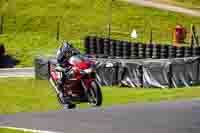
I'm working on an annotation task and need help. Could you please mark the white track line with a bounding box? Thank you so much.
[0,67,35,78]
[0,126,61,133]
[0,67,34,70]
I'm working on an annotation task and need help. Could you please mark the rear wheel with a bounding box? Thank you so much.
[88,81,102,106]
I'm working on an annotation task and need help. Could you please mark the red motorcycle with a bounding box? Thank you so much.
[48,54,102,109]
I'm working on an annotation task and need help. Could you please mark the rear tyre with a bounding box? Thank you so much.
[88,81,102,106]
[67,103,76,109]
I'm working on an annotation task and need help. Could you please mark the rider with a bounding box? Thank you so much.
[55,41,80,103]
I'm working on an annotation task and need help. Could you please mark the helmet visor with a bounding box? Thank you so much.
[64,52,72,57]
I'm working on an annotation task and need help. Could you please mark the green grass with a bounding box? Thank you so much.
[0,78,200,114]
[0,0,200,66]
[0,78,61,114]
[0,128,32,133]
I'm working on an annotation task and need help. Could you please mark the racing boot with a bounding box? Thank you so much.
[57,80,66,104]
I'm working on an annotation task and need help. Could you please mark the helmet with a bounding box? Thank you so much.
[61,42,73,59]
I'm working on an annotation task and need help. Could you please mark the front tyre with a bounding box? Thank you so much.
[88,81,102,106]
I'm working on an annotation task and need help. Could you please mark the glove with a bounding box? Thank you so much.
[55,65,66,72]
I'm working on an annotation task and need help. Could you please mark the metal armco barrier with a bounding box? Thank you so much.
[35,56,200,88]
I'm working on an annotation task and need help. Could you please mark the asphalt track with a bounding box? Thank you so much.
[0,68,34,77]
[0,100,200,133]
[126,0,200,17]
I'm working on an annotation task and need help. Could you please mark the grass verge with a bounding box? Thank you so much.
[0,78,200,114]
[1,0,200,67]
[0,128,32,133]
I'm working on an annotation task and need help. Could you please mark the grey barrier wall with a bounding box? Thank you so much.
[118,61,143,87]
[35,56,200,88]
[95,59,119,86]
[171,57,200,87]
[34,56,49,80]
[142,59,171,88]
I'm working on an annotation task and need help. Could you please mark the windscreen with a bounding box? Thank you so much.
[69,55,89,65]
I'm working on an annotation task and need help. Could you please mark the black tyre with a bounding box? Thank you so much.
[66,103,76,109]
[84,36,90,54]
[138,43,146,59]
[96,37,104,56]
[89,36,97,55]
[110,39,116,58]
[152,44,161,59]
[193,47,200,56]
[122,41,131,59]
[116,40,123,58]
[176,46,185,58]
[130,43,139,59]
[145,44,153,58]
[88,81,102,106]
[160,45,168,59]
[168,45,176,58]
[184,47,192,57]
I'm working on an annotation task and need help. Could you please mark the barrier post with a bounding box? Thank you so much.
[56,17,60,41]
[197,58,200,83]
[139,65,143,88]
[149,29,153,44]
[168,63,173,88]
[0,15,4,34]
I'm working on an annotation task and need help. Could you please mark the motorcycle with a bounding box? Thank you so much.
[48,54,103,109]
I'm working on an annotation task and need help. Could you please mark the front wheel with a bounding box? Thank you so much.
[88,81,102,106]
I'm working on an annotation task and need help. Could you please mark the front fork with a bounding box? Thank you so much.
[81,78,95,96]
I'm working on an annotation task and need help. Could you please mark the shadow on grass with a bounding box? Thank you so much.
[0,55,20,68]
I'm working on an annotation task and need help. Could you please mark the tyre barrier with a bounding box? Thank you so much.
[145,44,153,58]
[152,44,161,59]
[96,37,104,57]
[116,40,123,58]
[110,39,116,58]
[193,47,200,56]
[103,38,110,58]
[168,45,176,58]
[184,47,193,57]
[84,36,200,59]
[84,36,90,54]
[138,43,146,59]
[176,46,185,58]
[130,42,139,59]
[160,45,169,59]
[89,36,97,55]
[122,41,131,59]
